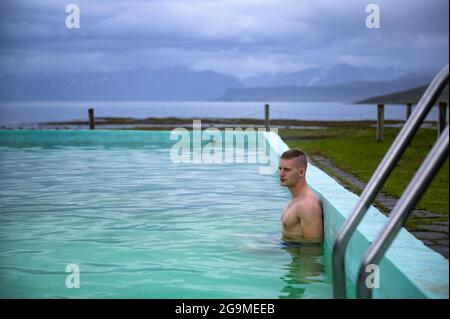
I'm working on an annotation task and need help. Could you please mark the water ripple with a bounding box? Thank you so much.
[0,133,331,298]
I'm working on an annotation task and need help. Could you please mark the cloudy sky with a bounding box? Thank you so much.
[0,0,448,78]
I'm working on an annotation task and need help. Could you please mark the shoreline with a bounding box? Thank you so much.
[0,116,439,130]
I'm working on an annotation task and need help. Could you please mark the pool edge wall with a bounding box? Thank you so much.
[265,131,449,299]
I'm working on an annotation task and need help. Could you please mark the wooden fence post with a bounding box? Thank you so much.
[406,102,413,120]
[265,104,270,132]
[438,102,447,137]
[377,104,384,142]
[88,108,95,130]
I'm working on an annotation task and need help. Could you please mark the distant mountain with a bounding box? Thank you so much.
[217,76,436,102]
[356,84,449,105]
[0,67,242,101]
[241,63,438,88]
[0,63,441,102]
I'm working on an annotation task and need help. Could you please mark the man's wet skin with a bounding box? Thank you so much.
[279,149,323,244]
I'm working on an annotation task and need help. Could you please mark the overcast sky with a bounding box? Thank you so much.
[0,0,448,78]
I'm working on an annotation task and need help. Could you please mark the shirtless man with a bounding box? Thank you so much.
[279,149,323,244]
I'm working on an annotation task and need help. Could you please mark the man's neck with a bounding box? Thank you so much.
[288,179,307,199]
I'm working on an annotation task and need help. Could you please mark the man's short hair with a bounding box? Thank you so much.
[280,149,308,169]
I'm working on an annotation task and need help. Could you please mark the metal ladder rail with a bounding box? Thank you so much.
[356,125,449,298]
[332,65,449,299]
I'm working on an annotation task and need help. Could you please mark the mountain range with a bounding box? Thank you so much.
[0,67,242,101]
[217,75,435,102]
[241,63,436,87]
[356,84,449,104]
[0,63,439,102]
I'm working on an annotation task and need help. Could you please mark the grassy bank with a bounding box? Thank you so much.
[279,126,449,216]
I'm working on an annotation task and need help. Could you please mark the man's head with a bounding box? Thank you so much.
[279,149,308,187]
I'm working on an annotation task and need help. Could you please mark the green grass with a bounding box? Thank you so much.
[279,126,449,216]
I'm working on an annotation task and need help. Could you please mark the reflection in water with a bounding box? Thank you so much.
[279,243,324,299]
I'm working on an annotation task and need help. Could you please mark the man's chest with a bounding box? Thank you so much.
[281,203,300,227]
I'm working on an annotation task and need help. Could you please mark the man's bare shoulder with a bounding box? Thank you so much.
[294,193,322,219]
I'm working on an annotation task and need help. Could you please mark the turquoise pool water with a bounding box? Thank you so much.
[0,130,333,298]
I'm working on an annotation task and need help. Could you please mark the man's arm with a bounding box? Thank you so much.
[297,202,323,243]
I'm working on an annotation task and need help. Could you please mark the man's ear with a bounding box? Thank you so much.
[299,167,305,177]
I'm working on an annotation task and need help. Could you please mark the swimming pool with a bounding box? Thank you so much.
[0,130,447,299]
[0,130,334,298]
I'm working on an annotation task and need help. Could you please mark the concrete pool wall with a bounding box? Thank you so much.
[266,131,449,299]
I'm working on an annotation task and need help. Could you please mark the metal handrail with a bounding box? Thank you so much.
[332,64,449,299]
[356,125,449,298]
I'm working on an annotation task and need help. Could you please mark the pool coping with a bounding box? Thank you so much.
[265,131,449,299]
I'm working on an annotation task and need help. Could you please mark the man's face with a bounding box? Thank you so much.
[279,158,305,187]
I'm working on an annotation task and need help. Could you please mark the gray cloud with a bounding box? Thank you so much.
[0,0,448,77]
